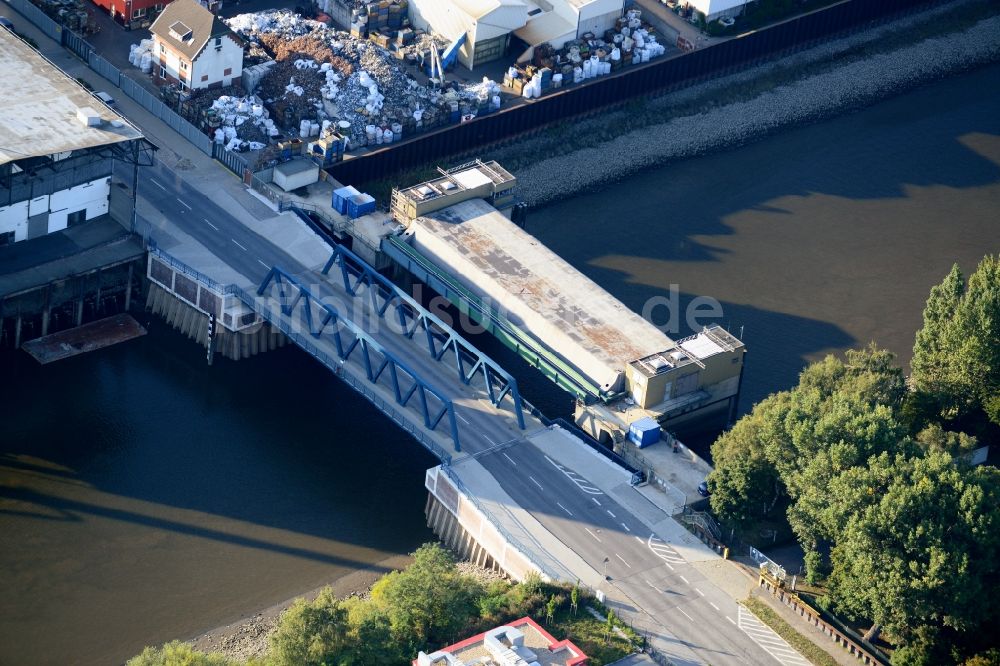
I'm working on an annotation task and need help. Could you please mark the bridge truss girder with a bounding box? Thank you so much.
[257,267,461,451]
[322,241,525,430]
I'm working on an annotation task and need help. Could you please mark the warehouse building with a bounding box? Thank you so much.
[0,28,148,245]
[687,0,753,21]
[408,0,624,69]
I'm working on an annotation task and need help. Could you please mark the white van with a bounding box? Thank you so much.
[94,91,116,106]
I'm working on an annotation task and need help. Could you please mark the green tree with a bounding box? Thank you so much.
[545,594,557,626]
[912,256,1000,427]
[126,641,233,666]
[369,543,481,655]
[708,394,786,527]
[570,582,579,616]
[605,610,615,645]
[824,451,1000,643]
[268,588,352,666]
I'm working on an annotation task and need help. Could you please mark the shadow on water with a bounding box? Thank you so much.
[0,319,438,665]
[527,62,1000,418]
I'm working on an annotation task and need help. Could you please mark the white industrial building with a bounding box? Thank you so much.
[0,28,146,245]
[687,0,753,21]
[408,0,624,69]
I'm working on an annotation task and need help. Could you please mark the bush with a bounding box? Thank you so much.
[126,642,233,666]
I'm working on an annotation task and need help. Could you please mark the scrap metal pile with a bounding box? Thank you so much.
[222,10,503,151]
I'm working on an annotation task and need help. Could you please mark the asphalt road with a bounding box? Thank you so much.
[137,163,789,666]
[478,442,780,666]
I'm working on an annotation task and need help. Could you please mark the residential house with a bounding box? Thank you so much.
[149,0,243,92]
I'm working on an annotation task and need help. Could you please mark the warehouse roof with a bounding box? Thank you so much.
[0,30,142,166]
[406,197,675,391]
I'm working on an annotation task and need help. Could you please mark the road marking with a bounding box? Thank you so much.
[727,616,736,625]
[256,259,269,269]
[204,218,219,231]
[591,497,601,506]
[150,178,167,191]
[695,587,705,597]
[606,510,616,518]
[177,198,192,211]
[738,605,811,666]
[528,475,543,490]
[635,536,644,544]
[709,602,720,611]
[502,452,516,466]
[647,533,686,564]
[678,608,694,622]
[621,522,631,532]
[556,502,573,517]
[679,575,690,585]
[664,561,674,571]
[584,528,602,543]
[456,413,470,425]
[232,239,248,251]
[483,434,497,446]
[645,579,659,591]
[543,455,603,495]
[615,553,631,568]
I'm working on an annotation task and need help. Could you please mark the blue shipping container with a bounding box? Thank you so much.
[332,185,360,214]
[628,417,661,448]
[347,193,376,219]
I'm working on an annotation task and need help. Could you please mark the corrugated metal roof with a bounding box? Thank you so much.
[0,30,142,166]
[407,198,675,390]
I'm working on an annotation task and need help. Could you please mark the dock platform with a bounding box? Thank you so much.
[21,313,146,364]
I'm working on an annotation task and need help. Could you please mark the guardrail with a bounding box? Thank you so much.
[759,572,889,665]
[147,240,230,294]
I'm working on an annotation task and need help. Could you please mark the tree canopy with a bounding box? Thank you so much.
[708,254,1000,664]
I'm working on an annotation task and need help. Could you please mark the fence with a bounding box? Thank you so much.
[759,572,889,665]
[326,0,930,185]
[213,143,252,177]
[5,0,61,40]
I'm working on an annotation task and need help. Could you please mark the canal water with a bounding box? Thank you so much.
[1,63,998,665]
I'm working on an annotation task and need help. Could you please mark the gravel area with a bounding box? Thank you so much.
[507,3,1000,206]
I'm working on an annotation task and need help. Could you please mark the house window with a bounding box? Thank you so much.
[159,43,165,53]
[159,66,166,78]
[180,61,188,71]
[215,36,222,47]
[131,7,145,18]
[179,80,188,91]
[223,67,232,76]
[155,2,163,9]
[201,74,208,82]
[0,230,14,246]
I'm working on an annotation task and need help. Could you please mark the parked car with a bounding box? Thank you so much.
[697,480,710,497]
[0,16,15,30]
[719,16,736,27]
[94,91,116,106]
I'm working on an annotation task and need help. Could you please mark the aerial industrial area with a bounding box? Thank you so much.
[1,0,998,664]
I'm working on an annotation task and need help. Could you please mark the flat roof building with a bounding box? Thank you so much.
[0,28,150,246]
[414,616,588,666]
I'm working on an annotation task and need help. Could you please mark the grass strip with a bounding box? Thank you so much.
[742,596,842,666]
